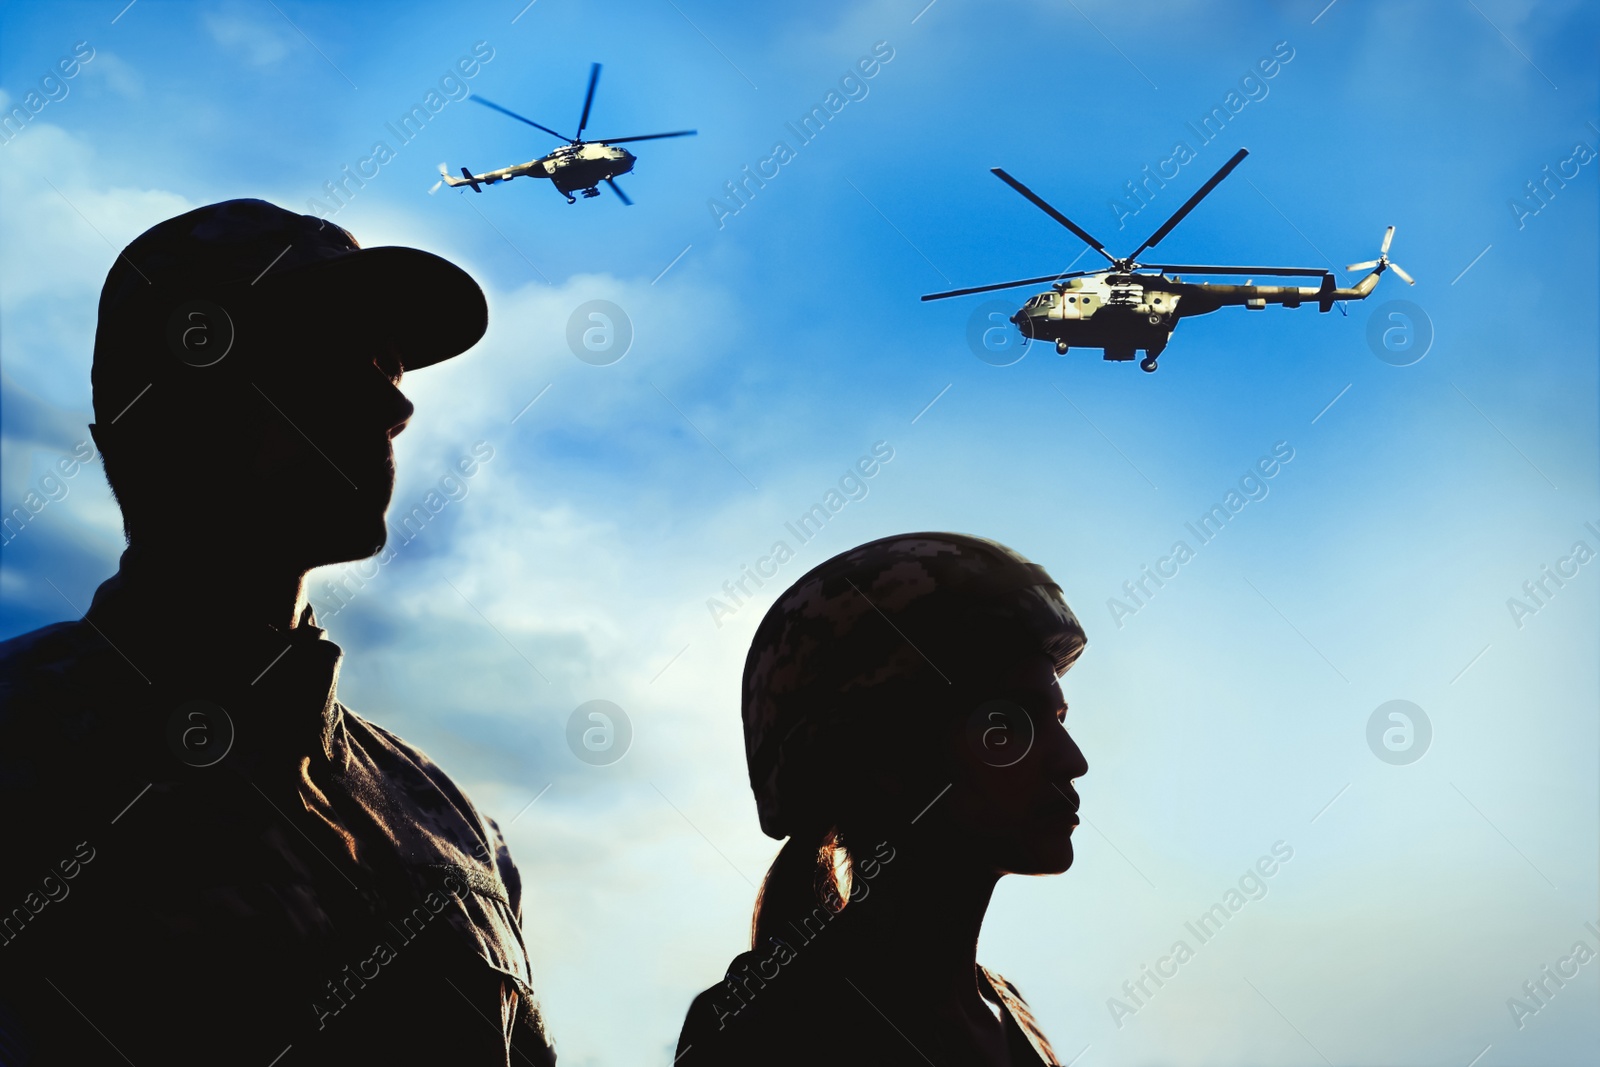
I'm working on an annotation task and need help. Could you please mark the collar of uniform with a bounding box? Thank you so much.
[85,547,349,763]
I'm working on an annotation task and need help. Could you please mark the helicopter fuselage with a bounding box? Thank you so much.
[458,142,636,200]
[544,143,636,198]
[1012,274,1179,360]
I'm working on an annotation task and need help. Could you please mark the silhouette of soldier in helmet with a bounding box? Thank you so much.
[677,532,1090,1066]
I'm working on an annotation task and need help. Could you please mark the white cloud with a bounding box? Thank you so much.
[202,5,297,67]
[80,51,144,98]
[0,122,193,404]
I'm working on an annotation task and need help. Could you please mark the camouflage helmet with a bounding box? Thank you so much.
[742,532,1086,840]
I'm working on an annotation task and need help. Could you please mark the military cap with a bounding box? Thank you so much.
[92,198,486,423]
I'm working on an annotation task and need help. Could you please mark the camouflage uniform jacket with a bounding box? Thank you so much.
[0,553,556,1065]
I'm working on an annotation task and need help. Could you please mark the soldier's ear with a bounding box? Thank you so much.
[842,748,917,812]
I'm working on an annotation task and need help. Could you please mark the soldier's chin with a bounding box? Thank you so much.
[311,511,391,568]
[1008,836,1074,877]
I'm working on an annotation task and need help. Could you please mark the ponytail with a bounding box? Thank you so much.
[749,825,851,949]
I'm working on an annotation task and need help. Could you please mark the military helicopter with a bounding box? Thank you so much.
[922,148,1414,372]
[434,63,695,204]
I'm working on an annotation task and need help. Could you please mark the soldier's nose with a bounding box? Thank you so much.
[389,392,415,437]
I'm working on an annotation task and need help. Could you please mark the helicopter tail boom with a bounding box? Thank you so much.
[437,163,483,192]
[439,159,555,192]
[1330,268,1383,307]
[1172,272,1377,312]
[1178,227,1411,311]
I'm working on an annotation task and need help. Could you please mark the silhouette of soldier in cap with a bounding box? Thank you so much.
[0,200,556,1065]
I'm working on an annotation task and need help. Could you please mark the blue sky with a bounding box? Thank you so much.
[2,1,1597,1064]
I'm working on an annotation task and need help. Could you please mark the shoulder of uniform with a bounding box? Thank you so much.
[678,944,839,1065]
[0,620,118,752]
[340,711,477,814]
[982,964,1024,997]
[677,961,755,1060]
[0,620,96,680]
[339,708,522,894]
[350,712,490,806]
[981,965,1062,1064]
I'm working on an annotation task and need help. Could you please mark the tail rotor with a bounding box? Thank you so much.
[1347,226,1414,284]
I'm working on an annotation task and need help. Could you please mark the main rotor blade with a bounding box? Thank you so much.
[1143,263,1330,277]
[990,168,1116,264]
[596,130,698,144]
[605,177,633,206]
[921,269,1100,302]
[578,63,601,140]
[1126,147,1249,261]
[470,95,571,143]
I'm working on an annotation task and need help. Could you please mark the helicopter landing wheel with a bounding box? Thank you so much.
[564,195,577,204]
[1148,313,1163,325]
[1140,357,1158,373]
[1055,340,1068,355]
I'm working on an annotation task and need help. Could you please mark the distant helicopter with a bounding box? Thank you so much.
[434,63,695,204]
[922,148,1414,372]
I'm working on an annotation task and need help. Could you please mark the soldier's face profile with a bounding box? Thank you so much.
[244,330,413,566]
[939,651,1087,877]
